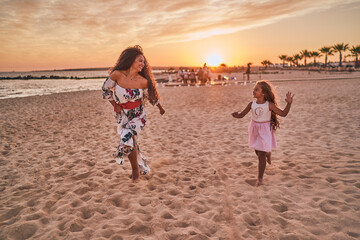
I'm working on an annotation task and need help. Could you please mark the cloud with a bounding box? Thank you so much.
[0,0,358,56]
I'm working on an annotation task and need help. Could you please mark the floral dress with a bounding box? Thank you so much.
[102,77,150,175]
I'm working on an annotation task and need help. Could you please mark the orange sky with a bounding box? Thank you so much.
[0,0,360,71]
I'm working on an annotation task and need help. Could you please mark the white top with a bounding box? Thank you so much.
[251,100,271,122]
[177,70,183,78]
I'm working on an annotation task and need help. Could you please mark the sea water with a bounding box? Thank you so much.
[0,69,359,99]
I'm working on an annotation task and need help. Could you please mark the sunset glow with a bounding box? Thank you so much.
[0,0,359,71]
[206,54,223,67]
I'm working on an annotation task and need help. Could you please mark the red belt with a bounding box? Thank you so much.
[117,100,142,109]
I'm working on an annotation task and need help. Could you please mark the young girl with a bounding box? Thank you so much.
[232,80,294,186]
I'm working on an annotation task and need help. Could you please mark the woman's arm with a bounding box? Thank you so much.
[232,102,252,118]
[102,75,122,113]
[269,91,294,117]
[142,80,165,115]
[102,77,116,100]
[156,102,165,115]
[109,100,122,113]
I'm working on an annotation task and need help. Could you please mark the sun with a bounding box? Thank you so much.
[206,54,222,67]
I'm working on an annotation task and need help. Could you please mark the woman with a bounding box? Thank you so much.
[102,45,165,182]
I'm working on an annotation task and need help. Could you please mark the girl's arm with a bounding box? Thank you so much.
[232,102,252,118]
[269,91,294,117]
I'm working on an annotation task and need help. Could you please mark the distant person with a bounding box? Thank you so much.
[207,68,212,81]
[197,67,203,83]
[183,68,189,84]
[245,63,251,81]
[202,63,210,83]
[177,68,184,82]
[189,69,196,84]
[232,80,294,187]
[102,45,165,182]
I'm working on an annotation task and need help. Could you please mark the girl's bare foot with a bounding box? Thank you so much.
[266,152,271,165]
[256,179,263,187]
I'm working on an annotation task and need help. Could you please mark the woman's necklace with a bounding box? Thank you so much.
[123,71,136,81]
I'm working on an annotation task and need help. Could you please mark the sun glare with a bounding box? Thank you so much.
[206,54,222,67]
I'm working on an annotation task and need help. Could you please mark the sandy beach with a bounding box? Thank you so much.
[0,79,359,239]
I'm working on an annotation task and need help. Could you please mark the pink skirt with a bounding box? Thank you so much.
[248,120,277,152]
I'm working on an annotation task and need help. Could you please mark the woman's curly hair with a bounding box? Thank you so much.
[110,45,160,105]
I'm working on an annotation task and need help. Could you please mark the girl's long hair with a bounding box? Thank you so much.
[109,45,160,105]
[256,80,280,131]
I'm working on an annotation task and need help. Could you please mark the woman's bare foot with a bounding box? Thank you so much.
[256,179,263,187]
[266,152,271,165]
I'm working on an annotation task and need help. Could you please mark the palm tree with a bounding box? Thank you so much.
[293,54,302,67]
[343,54,351,62]
[333,43,349,67]
[300,50,311,66]
[319,46,334,67]
[350,45,360,68]
[286,56,294,67]
[261,60,272,69]
[310,51,321,64]
[278,55,288,67]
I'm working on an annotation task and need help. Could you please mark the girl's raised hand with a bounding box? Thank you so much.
[285,91,294,104]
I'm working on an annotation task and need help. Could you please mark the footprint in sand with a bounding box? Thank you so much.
[74,186,91,195]
[326,176,337,183]
[109,195,129,208]
[42,200,57,213]
[25,213,43,221]
[79,206,95,219]
[241,162,253,167]
[245,179,257,186]
[138,198,151,207]
[161,211,175,219]
[191,203,208,214]
[197,181,207,188]
[0,206,23,222]
[26,199,39,207]
[146,183,156,191]
[271,203,288,213]
[72,172,91,180]
[101,229,115,238]
[319,200,341,214]
[102,169,113,174]
[183,177,191,181]
[273,216,288,229]
[9,223,38,239]
[174,221,190,228]
[69,221,84,232]
[128,221,153,235]
[243,213,261,227]
[71,200,82,208]
[189,185,196,190]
